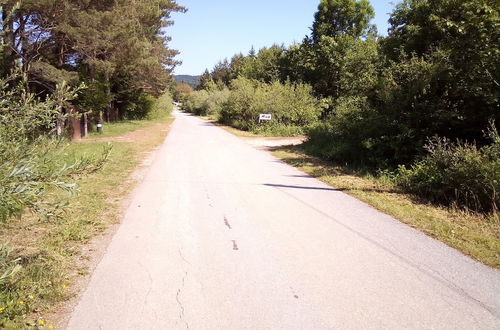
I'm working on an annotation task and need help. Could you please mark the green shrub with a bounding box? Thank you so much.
[219,77,320,133]
[121,92,155,120]
[205,88,230,117]
[395,123,500,212]
[147,92,173,120]
[0,72,110,222]
[183,88,231,117]
[218,77,258,129]
[182,90,210,115]
[304,96,390,167]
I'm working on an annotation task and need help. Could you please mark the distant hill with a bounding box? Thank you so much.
[174,75,200,88]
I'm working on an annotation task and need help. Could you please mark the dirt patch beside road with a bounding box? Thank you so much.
[78,123,169,143]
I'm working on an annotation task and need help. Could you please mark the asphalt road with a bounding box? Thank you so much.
[67,110,499,329]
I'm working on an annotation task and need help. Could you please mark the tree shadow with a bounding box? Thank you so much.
[273,145,404,195]
[263,183,339,192]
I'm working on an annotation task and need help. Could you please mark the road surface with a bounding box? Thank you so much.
[68,110,499,329]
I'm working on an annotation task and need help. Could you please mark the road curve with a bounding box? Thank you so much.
[67,110,499,329]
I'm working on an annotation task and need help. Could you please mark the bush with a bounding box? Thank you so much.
[205,89,230,117]
[395,123,500,212]
[0,72,110,222]
[147,92,173,120]
[304,96,389,167]
[219,77,320,133]
[183,88,230,117]
[126,93,156,119]
[182,90,210,115]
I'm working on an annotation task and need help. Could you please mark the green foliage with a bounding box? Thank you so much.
[304,0,499,168]
[148,93,174,120]
[174,82,194,103]
[204,89,231,117]
[197,70,216,91]
[312,0,375,42]
[0,245,21,288]
[339,38,379,96]
[0,72,110,222]
[239,45,286,83]
[183,88,230,117]
[0,138,111,222]
[183,90,208,115]
[210,59,232,86]
[219,77,320,132]
[285,0,377,103]
[123,93,156,120]
[0,244,23,325]
[1,0,185,121]
[382,0,500,143]
[395,123,500,213]
[76,75,112,115]
[253,123,305,137]
[185,77,319,135]
[304,96,382,165]
[309,53,451,167]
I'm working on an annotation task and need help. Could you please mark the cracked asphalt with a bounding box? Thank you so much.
[67,110,500,329]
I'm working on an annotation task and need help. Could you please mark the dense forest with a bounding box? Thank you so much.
[182,0,499,213]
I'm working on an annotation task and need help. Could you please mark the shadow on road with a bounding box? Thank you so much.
[263,183,339,192]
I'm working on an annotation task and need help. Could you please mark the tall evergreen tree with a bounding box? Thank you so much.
[0,0,185,120]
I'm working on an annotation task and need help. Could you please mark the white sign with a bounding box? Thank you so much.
[259,114,272,121]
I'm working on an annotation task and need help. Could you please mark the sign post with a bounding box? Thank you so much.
[258,114,272,124]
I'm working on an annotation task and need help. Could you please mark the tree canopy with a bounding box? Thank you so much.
[0,0,185,120]
[311,0,375,42]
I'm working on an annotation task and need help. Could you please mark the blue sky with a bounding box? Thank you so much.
[169,1,397,75]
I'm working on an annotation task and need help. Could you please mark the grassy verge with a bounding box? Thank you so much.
[273,145,500,268]
[89,119,158,138]
[0,115,173,328]
[90,93,173,138]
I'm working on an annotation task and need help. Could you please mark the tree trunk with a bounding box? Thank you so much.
[68,106,82,140]
[19,15,29,72]
[104,71,112,122]
[81,113,88,138]
[1,3,16,76]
